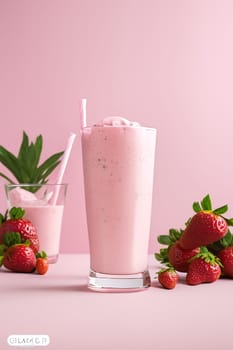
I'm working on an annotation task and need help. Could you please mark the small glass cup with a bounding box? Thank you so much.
[5,183,68,263]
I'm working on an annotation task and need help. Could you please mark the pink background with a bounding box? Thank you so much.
[1,0,233,254]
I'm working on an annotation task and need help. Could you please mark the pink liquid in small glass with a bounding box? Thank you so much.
[23,205,64,263]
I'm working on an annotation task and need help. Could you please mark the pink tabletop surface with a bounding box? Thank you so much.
[1,254,232,350]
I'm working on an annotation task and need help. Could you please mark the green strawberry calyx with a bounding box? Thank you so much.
[0,244,7,266]
[1,232,30,251]
[154,248,169,265]
[36,251,47,260]
[8,207,25,220]
[157,265,176,276]
[188,246,223,268]
[154,229,184,265]
[3,232,22,246]
[157,228,184,246]
[192,194,233,226]
[192,194,233,252]
[0,207,25,226]
[208,229,233,253]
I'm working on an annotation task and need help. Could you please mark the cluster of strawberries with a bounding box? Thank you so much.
[0,207,48,275]
[155,194,233,289]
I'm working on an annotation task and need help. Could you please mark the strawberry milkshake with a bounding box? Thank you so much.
[5,184,67,263]
[81,117,156,290]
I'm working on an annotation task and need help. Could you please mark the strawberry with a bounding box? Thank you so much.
[157,267,178,289]
[155,229,200,272]
[217,246,233,278]
[179,195,229,250]
[2,243,36,273]
[186,247,222,285]
[168,242,200,272]
[0,207,39,253]
[36,258,48,275]
[36,251,49,275]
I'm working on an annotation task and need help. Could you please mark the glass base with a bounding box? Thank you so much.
[88,269,151,292]
[47,254,59,264]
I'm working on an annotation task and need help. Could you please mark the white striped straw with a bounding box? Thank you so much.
[51,132,76,205]
[80,98,87,129]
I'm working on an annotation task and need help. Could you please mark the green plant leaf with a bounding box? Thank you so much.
[37,160,62,183]
[201,194,212,211]
[18,131,29,162]
[22,144,35,180]
[36,152,64,180]
[0,146,21,182]
[0,143,31,183]
[31,135,43,178]
[0,172,15,184]
[17,132,40,182]
[0,132,64,190]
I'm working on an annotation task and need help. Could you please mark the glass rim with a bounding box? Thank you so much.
[82,125,157,132]
[5,183,68,188]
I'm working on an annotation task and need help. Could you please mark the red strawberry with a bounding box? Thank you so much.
[168,242,200,272]
[180,211,227,249]
[186,247,222,285]
[158,267,178,289]
[217,246,233,278]
[0,207,39,253]
[180,195,229,250]
[36,251,49,275]
[155,229,200,272]
[2,243,36,273]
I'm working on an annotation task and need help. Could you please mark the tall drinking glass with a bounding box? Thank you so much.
[81,118,156,291]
